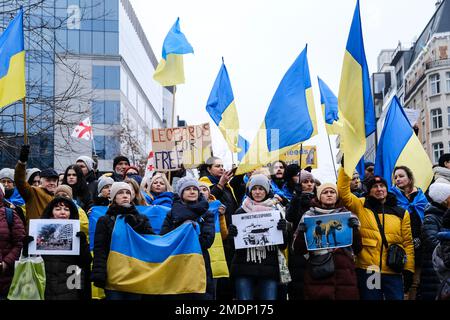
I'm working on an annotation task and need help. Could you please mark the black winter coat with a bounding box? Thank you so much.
[418,203,446,300]
[160,195,215,299]
[230,207,288,281]
[91,204,153,288]
[43,234,92,300]
[285,191,315,300]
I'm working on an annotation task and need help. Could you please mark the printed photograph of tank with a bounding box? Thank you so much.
[303,212,353,251]
[232,210,284,250]
[28,219,80,256]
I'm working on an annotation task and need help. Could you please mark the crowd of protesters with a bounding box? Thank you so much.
[0,144,450,301]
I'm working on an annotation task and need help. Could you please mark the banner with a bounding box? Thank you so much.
[151,123,212,171]
[265,145,317,169]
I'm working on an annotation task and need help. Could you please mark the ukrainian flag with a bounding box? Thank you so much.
[107,217,206,294]
[374,96,433,191]
[237,135,250,162]
[153,17,193,87]
[206,59,240,153]
[236,45,316,174]
[338,0,376,177]
[0,8,25,108]
[318,77,341,136]
[207,200,229,278]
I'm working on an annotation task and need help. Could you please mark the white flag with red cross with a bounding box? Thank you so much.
[71,117,93,141]
[145,150,156,176]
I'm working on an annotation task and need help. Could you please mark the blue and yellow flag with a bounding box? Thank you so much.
[318,77,341,135]
[207,200,229,278]
[338,0,376,177]
[0,8,25,108]
[236,45,317,174]
[206,59,240,153]
[153,17,193,86]
[106,217,206,294]
[374,96,433,190]
[237,135,250,162]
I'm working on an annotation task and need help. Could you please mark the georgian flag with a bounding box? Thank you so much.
[145,150,155,175]
[71,117,93,141]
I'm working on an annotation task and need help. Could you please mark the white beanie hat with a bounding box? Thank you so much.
[26,168,41,182]
[0,168,14,182]
[429,183,450,204]
[110,182,132,202]
[76,156,94,172]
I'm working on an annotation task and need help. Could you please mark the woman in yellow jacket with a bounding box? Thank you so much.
[337,168,414,300]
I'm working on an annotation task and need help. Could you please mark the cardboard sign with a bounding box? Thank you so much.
[151,123,212,171]
[266,145,318,169]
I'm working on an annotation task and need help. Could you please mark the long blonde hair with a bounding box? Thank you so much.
[142,173,173,194]
[125,178,147,206]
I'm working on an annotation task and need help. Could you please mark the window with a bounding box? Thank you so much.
[433,142,444,164]
[396,67,403,90]
[92,101,120,124]
[104,32,118,54]
[94,135,120,160]
[430,73,440,95]
[80,31,92,54]
[67,30,80,54]
[92,31,104,54]
[421,120,426,143]
[446,72,450,93]
[431,108,443,130]
[92,66,120,89]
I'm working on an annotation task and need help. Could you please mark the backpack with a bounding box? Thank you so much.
[5,207,14,230]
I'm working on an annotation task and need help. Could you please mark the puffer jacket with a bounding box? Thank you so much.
[292,206,362,300]
[160,195,215,299]
[91,204,153,288]
[0,190,25,296]
[418,203,446,300]
[337,169,415,274]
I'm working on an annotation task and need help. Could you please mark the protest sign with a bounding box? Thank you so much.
[231,210,284,250]
[151,123,212,171]
[265,145,317,169]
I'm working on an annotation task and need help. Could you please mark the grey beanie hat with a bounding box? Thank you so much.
[26,168,41,182]
[97,176,114,196]
[76,156,94,172]
[0,168,14,182]
[110,182,132,202]
[176,176,200,197]
[247,174,271,194]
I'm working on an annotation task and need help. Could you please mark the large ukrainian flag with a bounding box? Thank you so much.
[236,45,316,174]
[207,200,229,278]
[153,17,193,87]
[338,0,376,177]
[106,217,206,294]
[0,8,25,108]
[374,96,433,191]
[206,60,240,153]
[318,77,341,136]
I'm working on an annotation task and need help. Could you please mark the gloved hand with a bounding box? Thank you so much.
[124,214,138,227]
[297,222,307,233]
[19,145,30,163]
[348,217,359,229]
[228,224,238,238]
[22,235,35,257]
[402,270,414,293]
[76,231,87,243]
[277,219,287,231]
[299,193,314,207]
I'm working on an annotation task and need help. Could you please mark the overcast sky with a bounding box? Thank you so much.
[130,0,436,182]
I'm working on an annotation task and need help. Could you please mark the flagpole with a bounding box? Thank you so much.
[22,97,27,145]
[326,134,338,181]
[171,86,177,127]
[298,143,303,172]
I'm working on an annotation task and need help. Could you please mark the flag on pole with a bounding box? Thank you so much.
[338,0,376,177]
[206,59,240,153]
[153,17,194,87]
[374,96,433,191]
[318,77,341,135]
[236,45,316,175]
[237,135,250,162]
[0,8,25,108]
[71,117,93,140]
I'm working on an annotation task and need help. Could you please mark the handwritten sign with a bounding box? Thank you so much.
[266,145,318,169]
[151,123,212,171]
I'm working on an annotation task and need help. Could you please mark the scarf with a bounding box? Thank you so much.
[207,175,220,185]
[391,187,428,221]
[434,166,450,183]
[241,197,277,263]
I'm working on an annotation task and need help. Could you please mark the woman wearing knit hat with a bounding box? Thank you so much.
[93,177,114,206]
[391,166,429,300]
[92,182,154,300]
[227,174,288,300]
[160,177,215,300]
[142,173,174,208]
[420,182,450,300]
[285,169,317,300]
[292,183,362,300]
